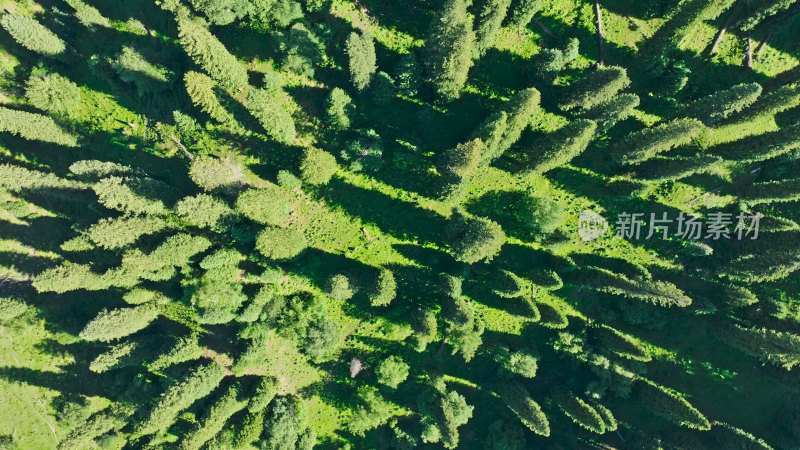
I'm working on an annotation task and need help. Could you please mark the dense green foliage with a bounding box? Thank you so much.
[2,0,800,448]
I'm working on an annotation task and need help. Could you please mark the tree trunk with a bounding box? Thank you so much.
[709,0,742,55]
[531,18,555,38]
[755,33,772,59]
[594,0,606,66]
[745,32,754,68]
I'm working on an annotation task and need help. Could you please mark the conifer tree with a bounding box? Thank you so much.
[494,345,538,378]
[180,384,248,450]
[0,107,79,147]
[69,160,133,180]
[742,178,800,205]
[33,263,109,293]
[498,381,550,436]
[0,297,28,322]
[64,0,111,28]
[506,0,544,28]
[136,362,226,437]
[92,176,168,215]
[495,87,541,159]
[614,118,704,165]
[246,88,296,144]
[325,274,356,301]
[325,88,354,130]
[720,324,800,370]
[300,147,337,185]
[587,267,692,307]
[25,72,81,117]
[376,356,410,388]
[446,209,507,263]
[471,111,508,166]
[438,138,484,181]
[236,186,292,226]
[79,304,159,342]
[681,82,762,125]
[714,123,800,163]
[184,71,238,125]
[437,390,474,448]
[348,387,398,436]
[558,66,629,111]
[580,93,639,133]
[411,308,438,351]
[188,154,244,191]
[424,0,476,100]
[732,83,800,123]
[1,15,66,57]
[526,119,596,173]
[149,334,204,371]
[176,193,234,229]
[635,379,710,430]
[475,0,512,55]
[190,0,252,25]
[552,389,606,434]
[111,46,175,95]
[369,269,397,307]
[86,216,167,250]
[255,227,307,260]
[530,38,579,84]
[178,17,249,90]
[238,285,277,323]
[57,407,131,450]
[346,31,377,91]
[89,340,138,373]
[631,154,722,182]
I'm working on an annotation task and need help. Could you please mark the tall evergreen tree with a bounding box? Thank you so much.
[580,93,639,133]
[184,71,238,125]
[79,304,159,342]
[24,72,81,117]
[525,119,596,173]
[0,107,78,147]
[506,0,544,28]
[558,66,630,111]
[424,0,476,100]
[246,88,296,144]
[1,15,66,57]
[178,17,249,90]
[111,46,175,95]
[681,82,762,125]
[474,0,512,55]
[614,118,704,165]
[445,209,507,263]
[635,379,710,430]
[712,123,800,162]
[498,381,550,436]
[346,31,377,91]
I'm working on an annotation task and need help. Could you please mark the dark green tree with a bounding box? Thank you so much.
[178,17,249,90]
[0,107,78,147]
[525,119,596,173]
[506,0,544,28]
[376,356,410,388]
[246,88,296,144]
[325,87,354,130]
[498,381,550,436]
[346,31,377,91]
[558,66,630,111]
[634,379,710,430]
[681,82,762,125]
[25,72,81,117]
[445,209,506,263]
[474,0,512,55]
[1,15,66,57]
[614,118,704,165]
[424,0,476,100]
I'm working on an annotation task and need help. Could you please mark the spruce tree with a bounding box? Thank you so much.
[526,119,596,173]
[376,355,410,388]
[111,46,175,95]
[475,0,512,55]
[720,324,800,370]
[136,362,226,437]
[0,107,79,147]
[369,269,397,307]
[558,66,630,111]
[1,15,66,57]
[712,123,800,163]
[79,304,159,342]
[635,379,710,430]
[188,154,243,191]
[178,17,249,90]
[495,87,541,159]
[89,341,138,373]
[180,384,248,450]
[614,118,704,165]
[86,216,168,249]
[0,297,28,322]
[733,83,800,123]
[681,82,762,125]
[424,0,476,100]
[236,186,292,226]
[246,88,296,144]
[506,0,544,28]
[176,193,234,229]
[580,93,640,133]
[65,0,111,28]
[25,72,81,117]
[437,138,484,180]
[300,147,337,185]
[530,38,579,84]
[411,308,438,351]
[325,87,354,130]
[552,389,606,434]
[631,154,722,182]
[325,274,356,301]
[498,381,550,436]
[58,407,131,450]
[346,31,377,91]
[92,176,168,215]
[190,0,252,25]
[255,227,307,260]
[446,209,506,263]
[742,178,800,205]
[184,71,238,125]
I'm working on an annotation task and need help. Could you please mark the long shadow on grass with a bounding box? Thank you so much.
[315,176,449,246]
